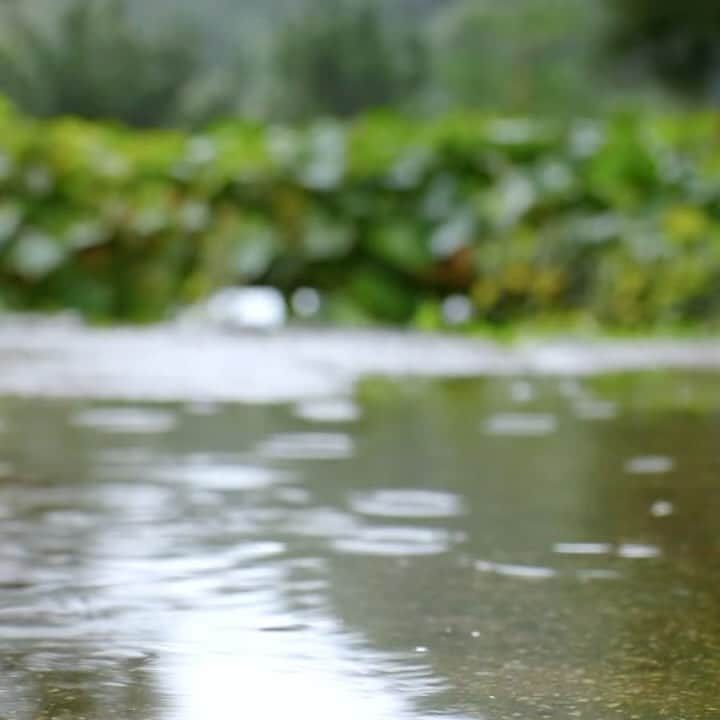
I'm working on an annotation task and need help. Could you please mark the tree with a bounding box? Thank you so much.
[269,0,427,119]
[428,0,615,114]
[607,1,720,100]
[0,0,232,126]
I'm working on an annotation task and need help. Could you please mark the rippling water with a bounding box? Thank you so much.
[1,372,720,719]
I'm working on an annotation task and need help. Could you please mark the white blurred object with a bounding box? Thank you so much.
[291,287,322,318]
[441,294,473,325]
[206,287,286,331]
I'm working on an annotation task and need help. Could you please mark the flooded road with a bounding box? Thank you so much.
[1,361,720,719]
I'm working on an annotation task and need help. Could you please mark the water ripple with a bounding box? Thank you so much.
[71,407,177,434]
[483,412,557,437]
[332,526,457,557]
[349,489,464,519]
[257,432,354,460]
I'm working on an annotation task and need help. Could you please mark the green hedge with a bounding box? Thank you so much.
[1,97,720,328]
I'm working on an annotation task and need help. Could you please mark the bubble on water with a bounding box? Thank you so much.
[624,456,674,475]
[650,500,674,518]
[293,398,360,423]
[415,646,429,654]
[483,413,557,437]
[71,407,177,434]
[618,543,661,559]
[553,542,611,556]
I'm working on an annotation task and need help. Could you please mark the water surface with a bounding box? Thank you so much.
[1,371,720,719]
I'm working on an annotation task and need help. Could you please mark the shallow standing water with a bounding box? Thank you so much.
[1,368,720,719]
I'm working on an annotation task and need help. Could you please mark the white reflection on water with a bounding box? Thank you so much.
[624,456,674,475]
[293,398,361,423]
[163,615,448,720]
[650,499,674,517]
[146,458,283,491]
[332,526,459,557]
[71,407,177,434]
[475,560,556,579]
[349,489,464,519]
[75,445,471,720]
[553,542,611,556]
[483,412,557,437]
[617,543,661,559]
[257,432,354,460]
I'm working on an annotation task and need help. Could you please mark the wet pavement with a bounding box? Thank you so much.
[1,318,720,718]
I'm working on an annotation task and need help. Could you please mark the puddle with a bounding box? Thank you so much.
[0,349,719,718]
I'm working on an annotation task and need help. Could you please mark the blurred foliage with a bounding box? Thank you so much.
[607,1,720,101]
[0,0,235,127]
[0,0,675,125]
[428,0,613,114]
[270,0,427,119]
[1,97,720,329]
